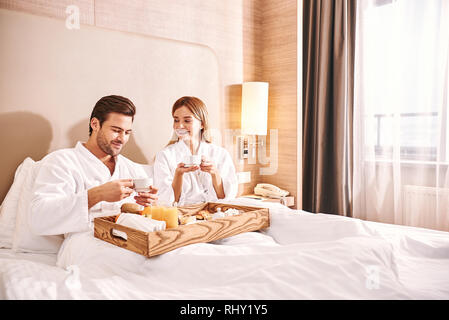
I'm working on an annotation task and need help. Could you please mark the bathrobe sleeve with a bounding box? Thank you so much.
[29,153,90,236]
[217,147,238,200]
[153,149,177,206]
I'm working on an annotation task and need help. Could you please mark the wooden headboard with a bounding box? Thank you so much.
[0,8,222,203]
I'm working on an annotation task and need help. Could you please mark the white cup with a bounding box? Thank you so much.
[133,178,153,192]
[183,155,202,167]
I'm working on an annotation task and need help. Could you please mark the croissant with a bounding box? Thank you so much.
[120,203,142,214]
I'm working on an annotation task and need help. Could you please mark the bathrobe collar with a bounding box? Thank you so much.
[75,141,122,178]
[176,139,207,156]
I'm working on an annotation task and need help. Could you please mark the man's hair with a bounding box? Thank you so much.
[89,95,136,136]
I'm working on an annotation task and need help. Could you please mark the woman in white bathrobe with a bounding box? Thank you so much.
[153,96,238,206]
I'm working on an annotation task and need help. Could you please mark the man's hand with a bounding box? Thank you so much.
[134,186,158,207]
[88,179,134,209]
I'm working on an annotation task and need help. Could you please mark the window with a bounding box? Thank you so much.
[358,0,448,162]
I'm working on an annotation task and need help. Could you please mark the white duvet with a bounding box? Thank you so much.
[1,199,449,300]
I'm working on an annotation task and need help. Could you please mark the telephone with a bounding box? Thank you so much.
[254,183,289,199]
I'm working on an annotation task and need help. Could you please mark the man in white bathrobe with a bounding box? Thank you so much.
[29,95,157,236]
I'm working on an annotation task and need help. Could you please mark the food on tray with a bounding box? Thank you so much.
[202,212,212,220]
[224,208,240,216]
[121,203,142,214]
[95,202,270,258]
[211,207,241,220]
[118,204,242,229]
[142,206,179,228]
[179,215,197,225]
[212,208,225,219]
[115,213,166,234]
[194,210,212,221]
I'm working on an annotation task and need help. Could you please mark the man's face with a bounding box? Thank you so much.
[92,112,133,156]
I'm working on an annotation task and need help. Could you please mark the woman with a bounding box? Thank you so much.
[153,96,238,206]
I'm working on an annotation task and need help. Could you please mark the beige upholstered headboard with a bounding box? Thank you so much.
[0,8,221,203]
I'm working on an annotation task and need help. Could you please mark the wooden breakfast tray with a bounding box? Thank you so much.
[93,202,270,258]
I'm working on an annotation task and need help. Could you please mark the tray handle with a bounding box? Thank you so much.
[111,228,128,241]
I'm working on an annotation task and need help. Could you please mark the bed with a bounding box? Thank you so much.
[1,194,449,300]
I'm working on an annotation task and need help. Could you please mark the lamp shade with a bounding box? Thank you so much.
[241,82,269,135]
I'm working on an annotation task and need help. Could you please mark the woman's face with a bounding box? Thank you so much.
[173,106,203,141]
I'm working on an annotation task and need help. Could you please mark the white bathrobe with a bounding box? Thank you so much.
[153,140,238,206]
[29,142,148,236]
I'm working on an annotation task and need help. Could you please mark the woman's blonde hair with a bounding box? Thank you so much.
[167,96,212,145]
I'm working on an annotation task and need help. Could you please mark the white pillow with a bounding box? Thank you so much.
[12,159,64,253]
[0,157,35,248]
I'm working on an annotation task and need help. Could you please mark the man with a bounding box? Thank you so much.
[29,95,157,236]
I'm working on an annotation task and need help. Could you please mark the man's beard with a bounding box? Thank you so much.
[97,130,121,156]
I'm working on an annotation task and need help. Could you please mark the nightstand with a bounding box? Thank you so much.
[240,194,295,208]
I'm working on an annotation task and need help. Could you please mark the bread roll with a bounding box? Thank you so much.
[121,203,142,214]
[179,215,196,225]
[194,210,212,221]
[199,210,212,220]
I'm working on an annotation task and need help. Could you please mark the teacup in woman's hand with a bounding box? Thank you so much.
[133,178,153,192]
[183,155,202,167]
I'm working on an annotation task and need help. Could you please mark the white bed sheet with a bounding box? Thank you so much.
[1,199,448,300]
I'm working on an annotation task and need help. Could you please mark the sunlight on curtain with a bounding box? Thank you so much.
[353,0,449,231]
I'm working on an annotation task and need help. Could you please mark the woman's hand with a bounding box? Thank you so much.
[172,163,197,203]
[200,156,218,176]
[175,162,199,176]
[200,156,225,199]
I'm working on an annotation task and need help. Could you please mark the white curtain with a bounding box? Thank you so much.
[353,0,449,231]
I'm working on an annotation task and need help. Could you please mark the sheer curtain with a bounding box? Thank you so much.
[353,0,449,231]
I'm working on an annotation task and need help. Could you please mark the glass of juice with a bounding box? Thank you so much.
[150,206,165,221]
[163,206,179,229]
[141,205,152,219]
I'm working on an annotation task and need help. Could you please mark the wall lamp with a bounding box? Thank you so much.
[238,81,269,160]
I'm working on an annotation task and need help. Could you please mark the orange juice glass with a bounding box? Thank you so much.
[150,206,165,221]
[141,206,152,219]
[164,206,179,229]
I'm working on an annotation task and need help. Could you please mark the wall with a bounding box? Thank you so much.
[260,0,301,207]
[0,7,221,185]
